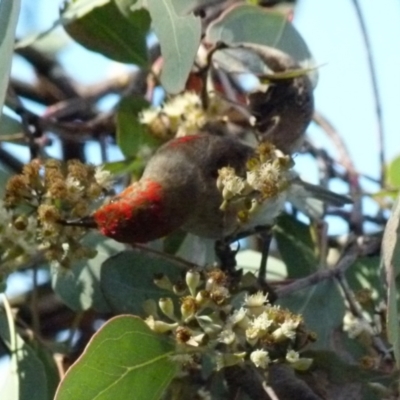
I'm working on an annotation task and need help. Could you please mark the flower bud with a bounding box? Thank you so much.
[159,297,176,320]
[195,290,210,308]
[153,273,173,291]
[185,269,200,296]
[173,280,187,296]
[12,215,28,231]
[145,316,178,333]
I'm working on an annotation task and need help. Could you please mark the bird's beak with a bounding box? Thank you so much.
[59,215,97,228]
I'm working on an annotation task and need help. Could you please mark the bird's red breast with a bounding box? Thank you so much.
[93,179,167,243]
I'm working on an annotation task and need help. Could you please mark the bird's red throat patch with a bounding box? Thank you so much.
[93,179,164,243]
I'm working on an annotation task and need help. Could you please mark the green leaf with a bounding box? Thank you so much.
[100,250,182,315]
[33,343,60,400]
[147,0,201,93]
[0,113,24,143]
[274,214,318,278]
[62,0,111,21]
[278,280,345,349]
[387,155,400,188]
[162,229,187,255]
[15,0,111,49]
[52,234,125,312]
[170,0,202,15]
[55,315,178,400]
[206,4,312,64]
[0,309,48,400]
[380,194,400,368]
[303,350,393,400]
[116,96,160,158]
[64,1,150,66]
[0,0,20,111]
[347,256,383,300]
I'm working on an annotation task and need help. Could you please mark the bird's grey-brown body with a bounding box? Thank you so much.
[142,134,253,239]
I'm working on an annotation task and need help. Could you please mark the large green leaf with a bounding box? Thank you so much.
[15,0,110,49]
[34,343,60,400]
[274,214,318,278]
[146,0,201,93]
[206,4,312,64]
[0,113,22,134]
[0,113,24,144]
[278,280,345,349]
[0,308,48,400]
[116,96,160,158]
[55,315,178,400]
[0,0,20,111]
[100,250,183,315]
[52,234,125,312]
[303,350,393,400]
[64,1,150,66]
[381,194,400,368]
[61,0,111,21]
[347,256,383,300]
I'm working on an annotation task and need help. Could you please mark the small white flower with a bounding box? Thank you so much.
[250,349,270,369]
[139,107,160,125]
[245,326,262,346]
[163,92,201,118]
[217,167,247,199]
[286,349,300,363]
[94,166,113,190]
[246,169,259,189]
[259,162,281,182]
[244,291,268,308]
[343,311,373,339]
[272,318,300,341]
[251,311,273,331]
[280,318,300,339]
[66,176,83,192]
[227,307,248,326]
[218,329,236,345]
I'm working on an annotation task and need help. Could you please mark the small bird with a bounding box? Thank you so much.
[73,133,351,244]
[66,47,345,244]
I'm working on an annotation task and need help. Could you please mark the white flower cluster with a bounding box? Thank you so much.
[145,269,312,373]
[343,311,375,339]
[217,142,292,226]
[3,160,114,270]
[139,92,229,138]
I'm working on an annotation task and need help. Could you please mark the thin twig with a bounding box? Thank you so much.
[351,0,385,185]
[30,267,41,337]
[276,250,358,298]
[312,111,364,234]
